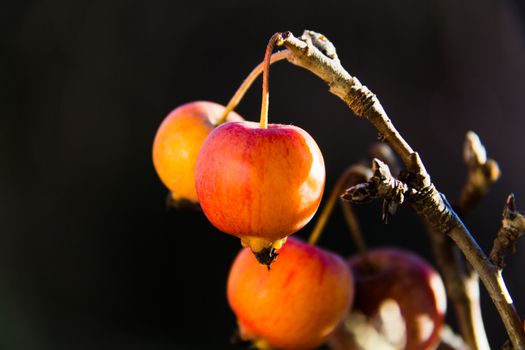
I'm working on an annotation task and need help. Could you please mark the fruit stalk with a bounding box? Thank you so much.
[219,50,289,124]
[259,33,283,129]
[308,164,370,248]
[341,200,367,255]
[277,30,525,349]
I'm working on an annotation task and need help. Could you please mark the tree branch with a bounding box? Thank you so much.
[342,159,522,348]
[277,30,525,349]
[427,131,499,350]
[428,225,488,350]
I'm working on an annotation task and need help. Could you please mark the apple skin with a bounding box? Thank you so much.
[194,121,325,252]
[227,237,354,350]
[348,248,447,350]
[152,101,242,203]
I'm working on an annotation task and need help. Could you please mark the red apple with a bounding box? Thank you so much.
[348,248,447,350]
[194,121,325,264]
[152,101,242,204]
[227,237,354,350]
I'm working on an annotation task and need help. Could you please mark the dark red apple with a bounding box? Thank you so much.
[348,248,447,350]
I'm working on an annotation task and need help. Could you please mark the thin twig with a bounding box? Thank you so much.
[275,30,525,349]
[429,228,489,350]
[438,325,470,350]
[342,159,523,349]
[490,194,525,269]
[428,131,499,350]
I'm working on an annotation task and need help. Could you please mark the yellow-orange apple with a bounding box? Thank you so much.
[152,101,242,204]
[348,248,447,350]
[227,237,354,350]
[194,121,325,264]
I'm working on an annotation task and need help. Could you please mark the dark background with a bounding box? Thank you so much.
[2,0,525,349]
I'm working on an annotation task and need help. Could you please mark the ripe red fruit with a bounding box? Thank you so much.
[194,121,325,264]
[227,237,354,350]
[348,248,447,350]
[152,101,242,204]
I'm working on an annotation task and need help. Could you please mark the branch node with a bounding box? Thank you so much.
[343,159,408,223]
[457,131,501,216]
[348,84,377,119]
[490,194,525,269]
[300,30,339,61]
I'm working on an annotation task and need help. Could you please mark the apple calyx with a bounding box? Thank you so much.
[231,327,274,350]
[253,247,278,268]
[240,236,287,268]
[248,335,274,350]
[165,193,201,211]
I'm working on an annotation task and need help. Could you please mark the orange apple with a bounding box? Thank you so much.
[194,121,325,264]
[152,101,242,204]
[227,237,354,350]
[348,248,447,350]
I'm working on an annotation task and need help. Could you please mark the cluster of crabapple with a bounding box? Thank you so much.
[152,36,447,349]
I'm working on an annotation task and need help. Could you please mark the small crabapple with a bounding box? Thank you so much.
[152,49,291,206]
[194,34,325,265]
[152,101,242,204]
[195,121,325,264]
[348,248,447,350]
[227,237,354,350]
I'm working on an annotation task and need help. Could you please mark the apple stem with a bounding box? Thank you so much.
[309,165,370,247]
[341,200,368,256]
[259,33,283,129]
[218,50,289,125]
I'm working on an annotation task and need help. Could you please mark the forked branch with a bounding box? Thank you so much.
[427,131,499,350]
[276,30,525,349]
